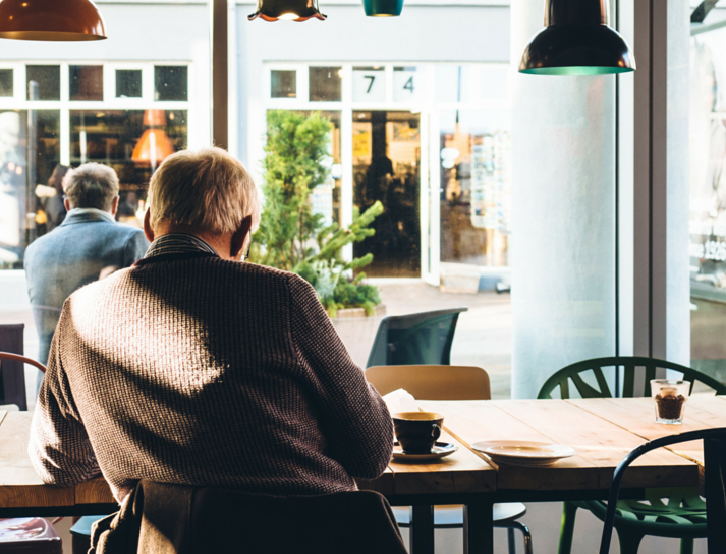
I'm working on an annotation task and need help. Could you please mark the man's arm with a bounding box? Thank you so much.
[288,274,393,480]
[28,306,101,486]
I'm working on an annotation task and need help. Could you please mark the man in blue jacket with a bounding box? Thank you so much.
[24,163,149,393]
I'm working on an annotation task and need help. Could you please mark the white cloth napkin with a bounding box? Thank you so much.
[382,388,418,416]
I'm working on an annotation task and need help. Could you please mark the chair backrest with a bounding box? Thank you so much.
[366,365,491,400]
[599,428,726,554]
[0,324,27,411]
[538,356,726,400]
[92,480,408,554]
[366,307,468,368]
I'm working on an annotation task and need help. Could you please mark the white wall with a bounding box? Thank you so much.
[237,4,510,169]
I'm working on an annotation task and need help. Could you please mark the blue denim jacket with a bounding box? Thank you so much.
[24,209,149,389]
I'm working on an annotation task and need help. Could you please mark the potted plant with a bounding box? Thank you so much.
[252,110,386,366]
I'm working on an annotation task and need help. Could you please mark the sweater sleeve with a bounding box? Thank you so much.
[287,273,393,480]
[28,303,101,486]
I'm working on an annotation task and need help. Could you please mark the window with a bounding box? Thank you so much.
[26,65,60,101]
[0,69,13,97]
[69,66,104,101]
[309,67,342,102]
[155,66,188,101]
[116,70,143,98]
[271,70,296,98]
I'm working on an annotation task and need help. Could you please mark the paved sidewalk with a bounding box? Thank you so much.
[376,281,512,399]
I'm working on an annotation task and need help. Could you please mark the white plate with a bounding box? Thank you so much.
[471,440,576,467]
[392,442,458,462]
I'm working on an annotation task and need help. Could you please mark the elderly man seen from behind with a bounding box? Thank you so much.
[29,147,393,503]
[24,163,149,393]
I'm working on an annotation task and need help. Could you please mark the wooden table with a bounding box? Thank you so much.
[2,397,726,554]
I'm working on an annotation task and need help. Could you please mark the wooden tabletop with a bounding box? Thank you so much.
[1,397,723,511]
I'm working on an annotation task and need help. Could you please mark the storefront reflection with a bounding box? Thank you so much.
[353,110,421,278]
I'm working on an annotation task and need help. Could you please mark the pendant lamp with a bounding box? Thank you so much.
[519,0,634,75]
[131,110,175,173]
[0,0,106,41]
[362,0,403,17]
[248,0,326,21]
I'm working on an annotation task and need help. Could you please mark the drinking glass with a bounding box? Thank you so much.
[651,379,690,424]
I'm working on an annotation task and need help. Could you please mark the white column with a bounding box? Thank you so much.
[510,0,617,398]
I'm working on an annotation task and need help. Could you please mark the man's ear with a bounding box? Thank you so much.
[144,209,155,243]
[230,215,253,259]
[110,196,120,217]
[64,197,71,211]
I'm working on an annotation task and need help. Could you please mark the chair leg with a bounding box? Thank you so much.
[679,537,694,554]
[557,501,578,554]
[493,520,532,554]
[616,528,644,554]
[507,527,516,554]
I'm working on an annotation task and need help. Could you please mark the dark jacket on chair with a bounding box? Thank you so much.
[90,480,407,554]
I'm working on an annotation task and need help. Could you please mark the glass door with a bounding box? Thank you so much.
[352,110,421,277]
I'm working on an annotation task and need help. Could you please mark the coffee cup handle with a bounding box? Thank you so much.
[431,424,441,442]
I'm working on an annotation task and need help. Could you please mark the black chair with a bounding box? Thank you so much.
[91,480,408,554]
[366,307,468,368]
[599,428,726,554]
[0,324,27,410]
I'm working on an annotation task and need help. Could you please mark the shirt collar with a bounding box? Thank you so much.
[64,207,116,224]
[145,233,219,259]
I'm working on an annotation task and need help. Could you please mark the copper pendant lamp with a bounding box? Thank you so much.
[519,0,634,75]
[0,0,107,41]
[248,0,326,21]
[131,110,175,173]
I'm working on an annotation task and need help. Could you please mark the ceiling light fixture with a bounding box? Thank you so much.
[519,0,635,75]
[362,0,403,17]
[248,0,326,21]
[0,0,107,41]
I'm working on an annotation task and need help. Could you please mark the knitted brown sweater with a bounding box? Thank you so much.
[29,252,393,502]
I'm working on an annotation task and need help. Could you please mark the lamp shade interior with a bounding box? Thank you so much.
[0,0,107,41]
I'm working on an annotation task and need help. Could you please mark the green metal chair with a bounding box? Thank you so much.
[365,307,468,368]
[538,356,726,554]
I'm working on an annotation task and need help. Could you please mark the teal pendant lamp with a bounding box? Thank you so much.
[248,0,326,21]
[362,0,403,17]
[519,0,635,75]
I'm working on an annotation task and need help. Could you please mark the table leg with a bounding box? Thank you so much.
[410,504,435,554]
[705,437,726,554]
[463,500,493,554]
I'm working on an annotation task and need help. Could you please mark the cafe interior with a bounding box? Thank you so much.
[1,0,726,553]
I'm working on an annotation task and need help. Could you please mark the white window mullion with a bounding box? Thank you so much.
[60,108,70,166]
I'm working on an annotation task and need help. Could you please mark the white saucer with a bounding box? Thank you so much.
[471,440,576,467]
[392,442,458,462]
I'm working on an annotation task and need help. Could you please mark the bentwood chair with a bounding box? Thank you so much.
[538,356,726,554]
[0,324,31,410]
[599,428,726,554]
[366,307,468,368]
[366,364,533,554]
[0,351,47,411]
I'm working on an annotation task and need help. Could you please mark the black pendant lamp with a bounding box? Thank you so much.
[519,0,634,75]
[248,0,326,21]
[0,0,106,41]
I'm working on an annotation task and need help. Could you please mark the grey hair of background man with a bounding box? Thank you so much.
[63,163,119,211]
[148,147,261,235]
